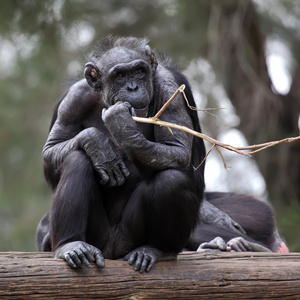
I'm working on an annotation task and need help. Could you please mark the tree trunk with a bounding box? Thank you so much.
[1,251,300,299]
[206,0,300,205]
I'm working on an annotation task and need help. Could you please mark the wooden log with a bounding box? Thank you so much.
[0,251,300,299]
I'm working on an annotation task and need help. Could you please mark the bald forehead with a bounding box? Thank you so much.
[98,47,147,71]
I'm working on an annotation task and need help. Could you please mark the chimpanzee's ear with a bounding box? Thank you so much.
[84,62,102,91]
[145,45,158,73]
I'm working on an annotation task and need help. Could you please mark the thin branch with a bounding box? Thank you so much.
[215,145,231,170]
[193,143,215,171]
[132,86,300,168]
[236,137,300,155]
[132,116,251,157]
[152,84,185,120]
[181,87,226,116]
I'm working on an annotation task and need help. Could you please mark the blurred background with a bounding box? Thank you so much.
[0,0,299,252]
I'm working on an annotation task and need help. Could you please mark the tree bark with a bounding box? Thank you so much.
[1,251,300,299]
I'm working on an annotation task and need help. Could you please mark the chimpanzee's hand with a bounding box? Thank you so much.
[124,246,162,273]
[102,101,140,149]
[226,237,272,252]
[226,237,251,252]
[78,127,130,187]
[197,237,227,252]
[54,241,105,269]
[124,246,176,273]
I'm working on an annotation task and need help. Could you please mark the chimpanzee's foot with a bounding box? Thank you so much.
[227,237,272,252]
[54,241,105,268]
[124,245,176,273]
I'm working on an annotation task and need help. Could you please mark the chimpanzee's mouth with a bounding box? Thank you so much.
[131,106,149,118]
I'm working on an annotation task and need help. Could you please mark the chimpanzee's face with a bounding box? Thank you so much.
[85,47,154,117]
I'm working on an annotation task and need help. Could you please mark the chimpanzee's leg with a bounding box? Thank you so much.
[36,212,51,251]
[145,169,200,252]
[50,150,109,253]
[120,168,200,272]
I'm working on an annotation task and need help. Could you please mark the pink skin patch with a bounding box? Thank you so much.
[277,241,289,253]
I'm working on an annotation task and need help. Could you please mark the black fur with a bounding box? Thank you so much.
[37,36,205,271]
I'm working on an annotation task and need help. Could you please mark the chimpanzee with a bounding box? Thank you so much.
[187,192,289,253]
[38,36,207,272]
[37,36,287,273]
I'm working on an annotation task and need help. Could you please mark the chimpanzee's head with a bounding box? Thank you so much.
[84,37,158,117]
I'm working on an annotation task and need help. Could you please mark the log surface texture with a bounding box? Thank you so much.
[0,251,300,299]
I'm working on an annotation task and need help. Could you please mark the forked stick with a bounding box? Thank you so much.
[132,85,300,167]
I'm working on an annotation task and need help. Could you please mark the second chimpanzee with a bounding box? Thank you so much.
[187,192,289,253]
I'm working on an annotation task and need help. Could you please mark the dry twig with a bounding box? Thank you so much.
[132,85,300,168]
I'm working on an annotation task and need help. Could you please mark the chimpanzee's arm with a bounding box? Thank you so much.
[43,81,129,187]
[201,199,246,235]
[102,92,194,172]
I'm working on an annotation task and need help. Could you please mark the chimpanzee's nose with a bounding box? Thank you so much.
[127,82,138,91]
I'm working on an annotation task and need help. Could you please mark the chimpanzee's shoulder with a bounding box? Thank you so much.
[56,79,103,123]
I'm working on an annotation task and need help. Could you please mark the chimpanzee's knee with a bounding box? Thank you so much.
[145,169,201,252]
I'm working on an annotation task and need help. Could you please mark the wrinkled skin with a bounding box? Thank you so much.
[54,241,105,268]
[124,246,176,273]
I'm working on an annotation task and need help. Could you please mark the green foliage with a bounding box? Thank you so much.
[0,0,299,252]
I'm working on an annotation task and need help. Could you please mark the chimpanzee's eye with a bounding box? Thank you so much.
[136,68,145,75]
[116,72,125,79]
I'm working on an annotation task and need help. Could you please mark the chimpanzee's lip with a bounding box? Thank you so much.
[131,106,149,118]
